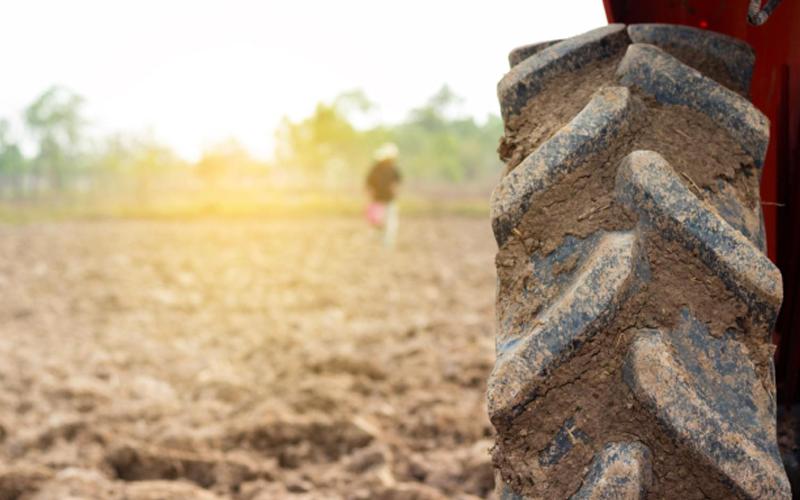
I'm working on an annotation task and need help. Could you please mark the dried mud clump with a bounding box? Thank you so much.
[498,54,623,175]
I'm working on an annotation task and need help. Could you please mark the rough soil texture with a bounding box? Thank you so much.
[497,54,623,175]
[492,44,773,498]
[0,218,499,500]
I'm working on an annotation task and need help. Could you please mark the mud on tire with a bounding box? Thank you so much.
[489,24,790,499]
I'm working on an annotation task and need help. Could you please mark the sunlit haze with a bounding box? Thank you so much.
[2,1,606,160]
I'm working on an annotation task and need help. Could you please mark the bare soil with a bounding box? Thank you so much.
[0,218,498,500]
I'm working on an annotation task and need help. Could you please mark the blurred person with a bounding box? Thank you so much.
[366,143,401,248]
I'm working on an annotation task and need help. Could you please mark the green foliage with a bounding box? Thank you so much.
[24,86,87,192]
[275,85,503,183]
[0,120,27,200]
[398,85,503,181]
[0,120,25,176]
[0,84,503,208]
[275,89,380,182]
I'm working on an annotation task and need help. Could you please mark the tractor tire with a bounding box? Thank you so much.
[489,24,790,499]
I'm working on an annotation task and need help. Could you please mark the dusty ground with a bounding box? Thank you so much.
[0,217,498,500]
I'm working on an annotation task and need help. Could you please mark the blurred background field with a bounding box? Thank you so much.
[0,1,605,223]
[0,85,498,222]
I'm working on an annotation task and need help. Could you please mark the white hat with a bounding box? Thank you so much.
[374,143,399,162]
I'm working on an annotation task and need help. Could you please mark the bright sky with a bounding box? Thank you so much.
[1,1,606,161]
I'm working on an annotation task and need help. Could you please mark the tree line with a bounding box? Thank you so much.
[275,86,504,184]
[0,85,503,204]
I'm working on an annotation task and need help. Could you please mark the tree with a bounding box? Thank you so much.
[0,120,27,200]
[24,86,86,194]
[406,84,464,131]
[274,89,378,184]
[274,85,503,184]
[395,85,490,182]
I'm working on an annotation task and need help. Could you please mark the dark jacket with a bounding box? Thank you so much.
[366,160,401,202]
